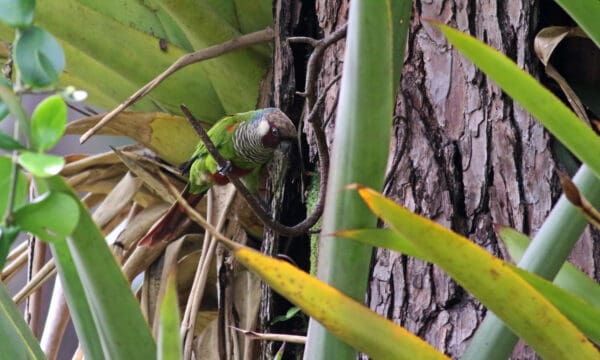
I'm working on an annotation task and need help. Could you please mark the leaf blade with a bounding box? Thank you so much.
[0,282,45,360]
[234,245,448,360]
[30,95,67,152]
[354,186,600,359]
[338,227,600,346]
[14,26,65,88]
[18,152,65,177]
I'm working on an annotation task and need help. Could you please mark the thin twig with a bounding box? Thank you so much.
[299,25,347,108]
[80,28,276,143]
[157,172,237,246]
[182,189,215,360]
[295,73,340,202]
[305,74,341,125]
[230,326,306,344]
[287,37,319,47]
[292,26,348,236]
[13,258,57,305]
[182,187,237,359]
[27,238,47,337]
[180,106,317,237]
[1,250,28,282]
[6,241,27,262]
[39,279,69,359]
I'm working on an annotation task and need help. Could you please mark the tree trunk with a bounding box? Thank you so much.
[283,0,600,359]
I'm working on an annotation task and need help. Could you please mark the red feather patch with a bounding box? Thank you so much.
[210,166,252,185]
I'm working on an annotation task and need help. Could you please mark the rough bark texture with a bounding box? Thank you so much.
[302,0,599,359]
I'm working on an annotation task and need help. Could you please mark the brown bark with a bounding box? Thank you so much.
[300,0,599,359]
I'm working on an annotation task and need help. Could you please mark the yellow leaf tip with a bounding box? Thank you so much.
[343,183,364,191]
[330,230,347,237]
[422,18,444,27]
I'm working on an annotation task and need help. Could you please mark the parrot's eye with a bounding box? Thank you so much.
[261,123,282,148]
[271,127,280,137]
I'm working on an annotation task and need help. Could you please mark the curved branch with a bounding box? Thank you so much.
[177,25,347,237]
[80,28,275,144]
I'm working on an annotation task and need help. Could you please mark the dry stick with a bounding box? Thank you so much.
[294,74,340,206]
[1,250,28,282]
[305,74,341,127]
[6,241,27,262]
[157,172,236,246]
[14,258,57,305]
[230,326,306,344]
[182,188,237,360]
[289,25,347,107]
[181,189,215,360]
[40,279,70,360]
[80,28,276,143]
[181,105,319,237]
[28,238,47,337]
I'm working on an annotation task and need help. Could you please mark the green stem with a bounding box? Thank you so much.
[3,121,20,224]
[303,1,411,358]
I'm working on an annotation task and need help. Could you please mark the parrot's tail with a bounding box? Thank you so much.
[138,186,206,247]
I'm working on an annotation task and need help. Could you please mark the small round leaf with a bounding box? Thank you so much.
[0,0,35,27]
[18,151,65,177]
[13,192,79,243]
[14,26,65,88]
[0,156,27,220]
[31,95,67,151]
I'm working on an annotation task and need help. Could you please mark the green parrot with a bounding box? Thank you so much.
[139,108,297,246]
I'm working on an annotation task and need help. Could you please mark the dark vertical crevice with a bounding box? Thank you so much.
[262,1,322,359]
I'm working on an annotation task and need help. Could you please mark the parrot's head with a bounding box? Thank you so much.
[256,108,297,149]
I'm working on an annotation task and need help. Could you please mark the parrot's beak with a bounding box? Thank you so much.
[278,139,293,153]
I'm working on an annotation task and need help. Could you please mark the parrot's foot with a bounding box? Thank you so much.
[217,160,234,175]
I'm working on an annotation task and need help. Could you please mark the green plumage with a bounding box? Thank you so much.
[139,108,296,247]
[186,108,297,194]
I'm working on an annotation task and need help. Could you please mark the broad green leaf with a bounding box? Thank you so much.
[50,237,105,359]
[18,151,65,177]
[158,271,182,360]
[0,0,35,27]
[0,281,45,360]
[0,77,10,121]
[353,185,600,359]
[509,266,600,346]
[497,226,600,307]
[0,225,19,269]
[338,228,600,346]
[14,26,65,88]
[30,95,67,152]
[0,156,28,220]
[0,130,26,151]
[4,0,270,120]
[553,0,600,49]
[233,245,448,360]
[431,22,600,181]
[12,191,79,242]
[36,176,157,359]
